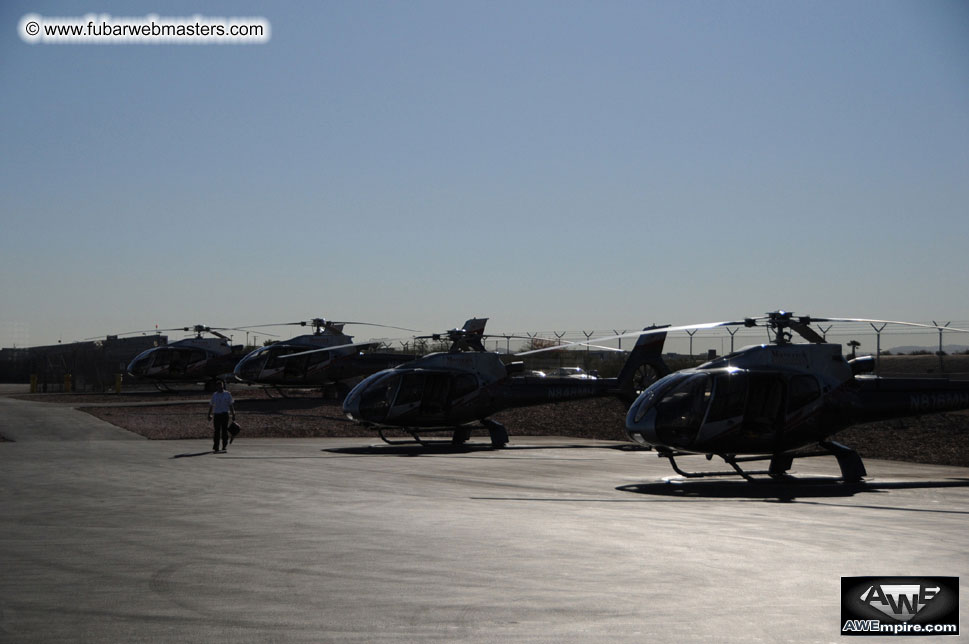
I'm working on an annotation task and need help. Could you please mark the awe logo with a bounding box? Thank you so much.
[842,576,959,637]
[859,584,940,622]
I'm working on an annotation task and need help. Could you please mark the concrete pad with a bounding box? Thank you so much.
[1,408,967,642]
[0,396,144,442]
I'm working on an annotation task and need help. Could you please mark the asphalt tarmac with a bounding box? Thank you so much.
[1,394,967,643]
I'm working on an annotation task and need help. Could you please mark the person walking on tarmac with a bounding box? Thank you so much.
[207,379,236,452]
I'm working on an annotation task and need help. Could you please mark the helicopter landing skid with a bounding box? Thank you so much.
[375,428,434,446]
[662,451,773,481]
[376,420,509,449]
[818,440,867,482]
[662,444,866,483]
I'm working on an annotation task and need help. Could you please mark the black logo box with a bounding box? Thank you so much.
[842,576,959,636]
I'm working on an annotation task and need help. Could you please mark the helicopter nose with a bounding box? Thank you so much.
[234,355,257,381]
[625,394,658,446]
[342,385,362,420]
[127,355,149,377]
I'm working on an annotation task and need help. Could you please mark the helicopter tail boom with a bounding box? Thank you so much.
[851,376,969,423]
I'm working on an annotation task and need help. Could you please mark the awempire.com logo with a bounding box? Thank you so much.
[842,577,959,636]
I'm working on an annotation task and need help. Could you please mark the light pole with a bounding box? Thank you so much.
[686,329,697,361]
[933,321,950,372]
[869,323,886,370]
[613,329,627,352]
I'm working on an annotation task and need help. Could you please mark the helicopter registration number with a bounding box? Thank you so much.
[547,385,597,400]
[909,391,969,413]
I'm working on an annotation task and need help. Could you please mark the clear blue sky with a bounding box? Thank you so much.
[3,0,968,354]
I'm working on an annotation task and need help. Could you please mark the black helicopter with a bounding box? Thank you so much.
[126,325,252,390]
[232,318,420,397]
[341,323,669,448]
[566,311,969,482]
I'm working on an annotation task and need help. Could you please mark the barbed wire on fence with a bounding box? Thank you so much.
[367,320,969,357]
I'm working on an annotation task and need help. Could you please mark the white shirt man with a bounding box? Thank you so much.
[207,380,236,452]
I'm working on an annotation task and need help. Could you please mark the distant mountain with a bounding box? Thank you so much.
[886,345,969,355]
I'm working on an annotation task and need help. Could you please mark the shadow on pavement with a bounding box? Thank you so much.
[618,477,969,505]
[172,450,217,458]
[325,442,623,457]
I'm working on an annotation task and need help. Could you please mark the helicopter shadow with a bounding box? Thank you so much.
[617,477,969,503]
[324,442,621,458]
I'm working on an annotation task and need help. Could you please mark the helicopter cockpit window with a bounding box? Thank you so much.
[306,350,330,367]
[394,373,424,406]
[129,350,156,374]
[358,374,401,417]
[449,374,477,401]
[654,373,712,438]
[283,355,307,377]
[152,350,172,367]
[787,375,820,412]
[635,373,685,408]
[706,372,748,423]
[421,374,450,413]
[266,348,298,369]
[746,374,785,431]
[170,350,191,373]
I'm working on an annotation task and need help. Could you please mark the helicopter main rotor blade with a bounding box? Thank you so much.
[328,321,420,332]
[219,325,279,337]
[234,320,418,333]
[277,342,377,359]
[516,321,750,356]
[803,317,969,334]
[518,315,969,358]
[583,343,627,353]
[82,328,167,340]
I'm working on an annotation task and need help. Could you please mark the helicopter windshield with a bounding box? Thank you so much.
[628,369,755,449]
[235,348,272,381]
[345,370,481,424]
[353,372,402,422]
[633,373,686,416]
[652,373,713,445]
[127,349,155,375]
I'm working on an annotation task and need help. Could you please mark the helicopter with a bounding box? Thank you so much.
[126,325,252,390]
[232,318,421,397]
[551,311,969,482]
[341,324,670,448]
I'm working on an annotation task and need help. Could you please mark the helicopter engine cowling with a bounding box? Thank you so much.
[848,355,875,375]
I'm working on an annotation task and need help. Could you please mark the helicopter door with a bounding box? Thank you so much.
[185,350,206,374]
[386,372,424,418]
[152,349,172,369]
[421,374,451,414]
[283,354,308,378]
[170,350,194,374]
[744,374,786,435]
[448,374,478,403]
[784,374,821,427]
[305,350,331,374]
[786,375,820,413]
